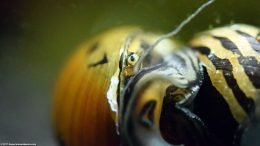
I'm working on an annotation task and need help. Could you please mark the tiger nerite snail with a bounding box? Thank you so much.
[52,24,260,146]
[52,1,260,146]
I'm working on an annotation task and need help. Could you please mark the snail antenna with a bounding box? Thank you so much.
[135,0,215,70]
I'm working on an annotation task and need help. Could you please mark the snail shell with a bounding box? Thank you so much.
[52,27,136,146]
[190,24,260,145]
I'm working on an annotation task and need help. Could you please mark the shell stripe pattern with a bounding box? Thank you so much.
[191,25,260,123]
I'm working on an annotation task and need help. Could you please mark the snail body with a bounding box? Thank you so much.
[53,24,260,146]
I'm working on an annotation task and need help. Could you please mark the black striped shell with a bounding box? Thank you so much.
[190,24,260,146]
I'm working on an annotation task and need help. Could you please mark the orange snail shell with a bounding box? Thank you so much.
[52,26,182,146]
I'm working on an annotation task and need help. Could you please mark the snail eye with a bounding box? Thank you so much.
[127,53,139,66]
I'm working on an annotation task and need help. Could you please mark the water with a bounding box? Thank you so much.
[0,0,259,145]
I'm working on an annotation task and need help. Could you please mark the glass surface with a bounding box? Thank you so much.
[0,0,259,145]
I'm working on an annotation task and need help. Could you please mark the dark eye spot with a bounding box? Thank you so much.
[127,53,139,65]
[130,55,135,61]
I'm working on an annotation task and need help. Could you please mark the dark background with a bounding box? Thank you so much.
[0,0,259,145]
